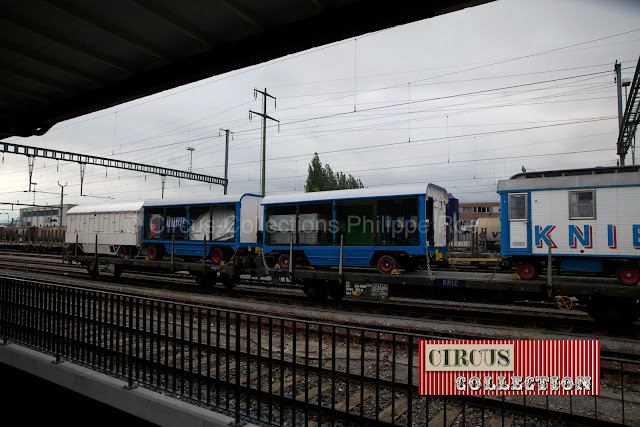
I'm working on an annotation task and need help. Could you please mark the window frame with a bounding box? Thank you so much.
[508,193,528,222]
[568,189,596,220]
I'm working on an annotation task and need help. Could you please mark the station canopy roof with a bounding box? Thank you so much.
[0,0,492,138]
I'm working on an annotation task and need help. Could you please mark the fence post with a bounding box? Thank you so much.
[53,286,63,364]
[202,236,207,275]
[0,279,6,345]
[171,233,175,272]
[407,335,414,427]
[124,297,137,389]
[289,235,293,279]
[234,311,242,425]
[338,234,344,285]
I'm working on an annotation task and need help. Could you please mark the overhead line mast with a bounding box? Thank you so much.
[616,55,640,165]
[250,88,278,196]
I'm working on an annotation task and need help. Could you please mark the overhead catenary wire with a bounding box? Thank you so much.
[3,26,637,210]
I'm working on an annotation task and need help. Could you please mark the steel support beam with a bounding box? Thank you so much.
[617,55,640,164]
[1,142,227,187]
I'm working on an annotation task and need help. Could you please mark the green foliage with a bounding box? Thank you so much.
[305,153,364,192]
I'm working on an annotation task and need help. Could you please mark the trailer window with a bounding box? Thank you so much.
[376,197,419,246]
[569,190,595,219]
[298,202,333,245]
[508,193,527,221]
[189,205,211,241]
[144,208,165,239]
[265,205,297,246]
[335,199,374,245]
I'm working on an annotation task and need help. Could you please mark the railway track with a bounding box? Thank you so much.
[1,255,639,364]
[0,254,638,343]
[0,266,606,333]
[2,276,639,426]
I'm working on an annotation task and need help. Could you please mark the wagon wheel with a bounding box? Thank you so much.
[377,255,398,274]
[617,265,640,285]
[304,280,328,302]
[329,283,344,301]
[277,253,290,269]
[210,247,226,265]
[517,263,538,280]
[86,262,99,279]
[221,275,236,290]
[147,244,163,261]
[113,266,122,279]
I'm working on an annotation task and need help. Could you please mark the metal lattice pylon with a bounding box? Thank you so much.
[617,55,640,164]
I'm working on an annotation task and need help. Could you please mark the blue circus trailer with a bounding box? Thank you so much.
[497,165,640,284]
[261,183,449,273]
[142,194,263,263]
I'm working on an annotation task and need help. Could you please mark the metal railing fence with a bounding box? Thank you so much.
[1,276,638,426]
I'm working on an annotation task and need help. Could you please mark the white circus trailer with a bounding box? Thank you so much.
[65,202,144,257]
[497,166,640,284]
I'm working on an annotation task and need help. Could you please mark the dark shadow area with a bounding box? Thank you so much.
[0,362,157,426]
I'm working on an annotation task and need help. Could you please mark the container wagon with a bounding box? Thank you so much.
[65,202,144,257]
[497,165,640,284]
[141,194,263,263]
[262,183,449,273]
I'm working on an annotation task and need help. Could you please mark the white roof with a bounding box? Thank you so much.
[497,167,640,192]
[143,194,261,207]
[67,201,144,214]
[263,183,448,205]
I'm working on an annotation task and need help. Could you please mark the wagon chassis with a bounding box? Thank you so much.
[65,251,640,326]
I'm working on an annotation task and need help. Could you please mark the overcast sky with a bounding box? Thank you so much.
[1,0,639,220]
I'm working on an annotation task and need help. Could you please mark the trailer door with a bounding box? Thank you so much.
[508,193,529,252]
[426,197,434,245]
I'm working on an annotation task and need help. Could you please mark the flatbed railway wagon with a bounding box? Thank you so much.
[261,183,449,273]
[498,165,640,284]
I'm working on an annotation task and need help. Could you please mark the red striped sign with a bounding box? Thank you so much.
[419,340,599,395]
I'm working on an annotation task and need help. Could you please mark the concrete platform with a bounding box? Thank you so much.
[0,343,258,427]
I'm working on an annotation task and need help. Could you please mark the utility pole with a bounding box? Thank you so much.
[615,61,625,165]
[250,88,279,196]
[58,181,67,226]
[187,147,195,172]
[220,129,233,195]
[28,156,35,191]
[80,163,87,196]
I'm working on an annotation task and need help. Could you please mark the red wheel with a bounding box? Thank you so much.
[277,253,290,269]
[377,255,397,274]
[210,248,225,264]
[617,265,640,285]
[517,263,538,280]
[147,245,163,261]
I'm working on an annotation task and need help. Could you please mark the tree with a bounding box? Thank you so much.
[305,153,364,192]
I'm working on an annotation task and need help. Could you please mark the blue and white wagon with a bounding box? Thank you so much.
[497,165,640,284]
[142,194,263,263]
[261,183,449,273]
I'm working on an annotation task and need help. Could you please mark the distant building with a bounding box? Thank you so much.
[19,204,76,227]
[454,201,500,248]
[458,201,500,228]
